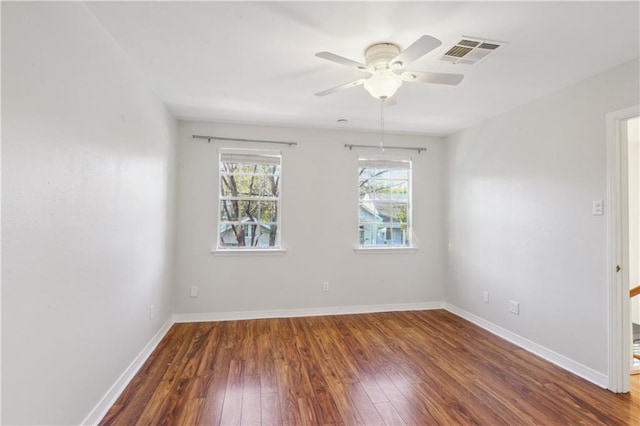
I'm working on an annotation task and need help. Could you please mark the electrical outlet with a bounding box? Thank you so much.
[483,291,490,303]
[509,300,520,315]
[592,200,604,216]
[149,305,154,320]
[323,281,329,292]
[190,286,199,298]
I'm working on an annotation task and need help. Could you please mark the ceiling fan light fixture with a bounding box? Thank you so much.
[364,69,402,100]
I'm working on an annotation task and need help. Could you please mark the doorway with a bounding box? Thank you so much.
[607,105,639,393]
[627,115,640,374]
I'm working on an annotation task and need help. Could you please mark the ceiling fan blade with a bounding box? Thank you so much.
[315,51,368,71]
[401,71,464,85]
[390,35,442,69]
[314,79,367,97]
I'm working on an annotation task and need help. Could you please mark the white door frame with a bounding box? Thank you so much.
[607,104,639,393]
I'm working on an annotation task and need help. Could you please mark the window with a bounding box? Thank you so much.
[358,157,412,248]
[218,149,281,250]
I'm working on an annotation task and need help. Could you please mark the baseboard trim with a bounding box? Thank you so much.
[81,317,174,425]
[445,303,608,388]
[172,301,445,323]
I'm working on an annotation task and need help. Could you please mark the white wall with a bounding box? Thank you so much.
[628,116,640,324]
[173,121,446,315]
[446,58,640,375]
[2,3,177,424]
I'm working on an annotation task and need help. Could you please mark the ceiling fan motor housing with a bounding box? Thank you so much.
[365,43,401,71]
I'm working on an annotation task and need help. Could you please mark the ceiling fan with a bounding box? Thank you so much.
[315,35,464,100]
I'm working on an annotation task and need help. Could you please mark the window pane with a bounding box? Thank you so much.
[360,224,376,246]
[219,224,271,248]
[219,224,241,247]
[389,180,408,198]
[263,175,279,197]
[258,224,278,248]
[389,169,409,179]
[238,174,257,196]
[387,202,408,225]
[260,201,278,222]
[236,163,260,174]
[372,179,391,198]
[371,169,391,180]
[359,167,377,179]
[246,174,262,196]
[263,163,277,174]
[245,223,261,247]
[220,200,239,221]
[361,178,405,200]
[221,174,268,197]
[238,200,259,221]
[220,162,237,175]
[359,179,377,200]
[220,174,235,197]
[252,175,265,197]
[360,179,374,199]
[359,200,378,222]
[394,228,409,246]
[375,224,388,245]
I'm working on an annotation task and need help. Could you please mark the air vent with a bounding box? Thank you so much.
[440,37,506,65]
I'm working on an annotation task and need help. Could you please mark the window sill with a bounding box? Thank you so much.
[353,247,419,254]
[211,248,287,256]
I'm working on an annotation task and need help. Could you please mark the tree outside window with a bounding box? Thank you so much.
[218,150,281,249]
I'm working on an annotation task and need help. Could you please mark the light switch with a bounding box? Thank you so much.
[592,200,604,216]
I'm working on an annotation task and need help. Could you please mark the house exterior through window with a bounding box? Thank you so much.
[358,157,412,248]
[218,149,281,250]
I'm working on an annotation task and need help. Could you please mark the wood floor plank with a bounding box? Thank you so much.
[344,381,385,425]
[359,376,389,404]
[374,401,405,426]
[100,310,640,425]
[194,375,226,424]
[374,371,435,425]
[256,320,278,395]
[295,329,341,425]
[321,376,364,425]
[175,398,202,426]
[219,359,244,426]
[192,322,236,425]
[240,374,261,426]
[260,392,282,426]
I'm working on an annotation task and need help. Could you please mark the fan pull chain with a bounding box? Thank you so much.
[380,99,385,152]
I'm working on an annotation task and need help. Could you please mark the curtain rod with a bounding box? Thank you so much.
[344,144,426,153]
[192,135,297,146]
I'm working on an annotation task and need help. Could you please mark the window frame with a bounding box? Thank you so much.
[214,148,283,252]
[356,155,415,251]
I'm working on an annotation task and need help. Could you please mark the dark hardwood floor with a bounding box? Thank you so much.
[100,310,640,425]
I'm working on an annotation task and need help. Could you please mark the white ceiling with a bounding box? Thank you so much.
[86,1,640,136]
